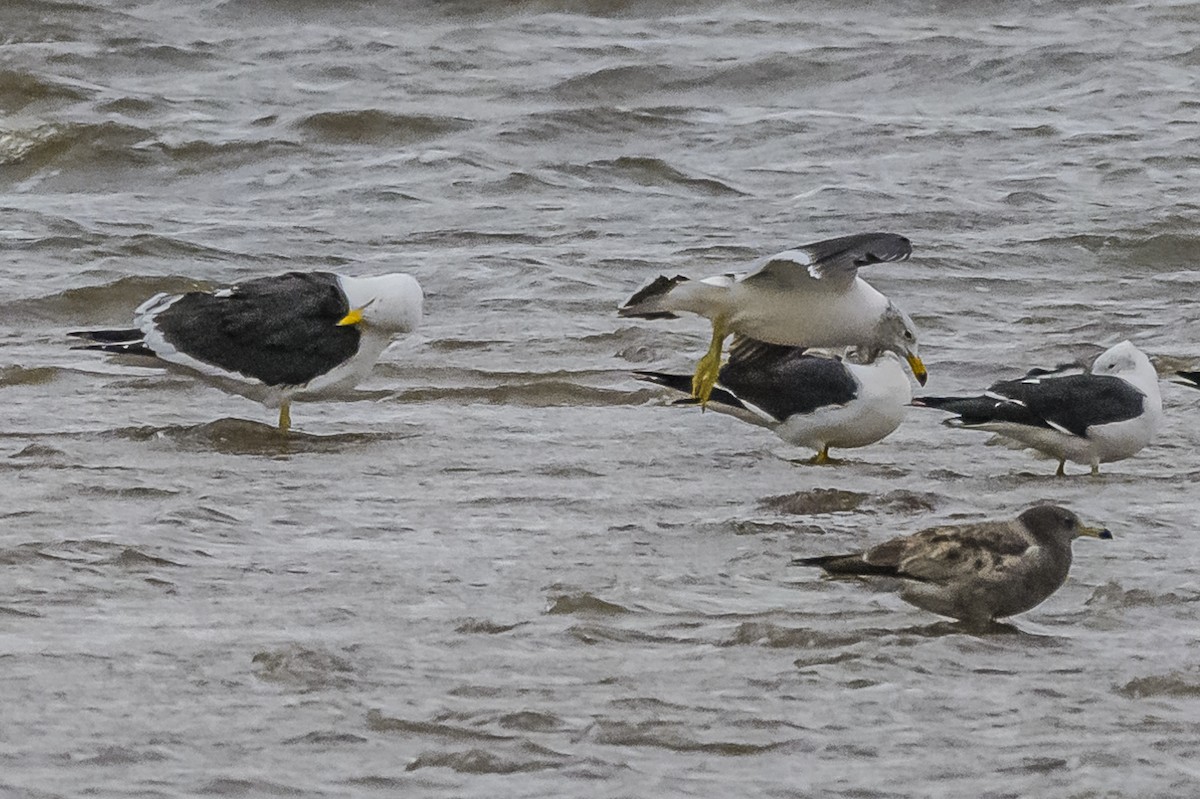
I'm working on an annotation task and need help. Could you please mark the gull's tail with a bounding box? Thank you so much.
[618,274,733,320]
[912,394,1012,428]
[791,553,900,577]
[633,370,747,411]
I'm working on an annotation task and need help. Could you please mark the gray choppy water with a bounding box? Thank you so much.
[3,1,1200,796]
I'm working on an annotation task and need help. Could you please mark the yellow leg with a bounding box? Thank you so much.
[811,445,831,465]
[1090,461,1100,477]
[691,318,729,406]
[278,401,291,434]
[1055,459,1065,477]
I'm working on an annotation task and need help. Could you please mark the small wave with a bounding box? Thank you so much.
[0,120,152,171]
[454,618,523,634]
[1117,671,1200,699]
[366,709,513,742]
[504,105,693,142]
[759,488,869,516]
[583,719,794,755]
[556,156,743,197]
[1085,581,1200,609]
[77,746,169,766]
[761,488,939,517]
[0,366,58,388]
[566,624,685,645]
[197,777,306,796]
[547,64,676,102]
[109,419,417,456]
[7,274,208,325]
[721,622,866,650]
[0,605,42,618]
[495,711,565,733]
[545,591,632,616]
[0,68,88,112]
[699,52,866,92]
[251,645,357,691]
[283,730,369,746]
[100,547,184,569]
[295,110,471,145]
[95,96,159,115]
[406,745,566,774]
[394,380,642,408]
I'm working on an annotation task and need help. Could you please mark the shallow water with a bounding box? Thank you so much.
[3,1,1200,796]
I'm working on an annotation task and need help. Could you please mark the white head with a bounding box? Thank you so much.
[1091,340,1154,380]
[340,274,423,333]
[1092,340,1161,406]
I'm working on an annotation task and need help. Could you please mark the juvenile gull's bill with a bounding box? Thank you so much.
[914,340,1161,476]
[71,271,423,432]
[636,338,912,464]
[793,504,1112,626]
[619,232,926,405]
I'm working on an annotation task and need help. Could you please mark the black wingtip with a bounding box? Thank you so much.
[790,555,833,567]
[633,370,694,395]
[68,328,143,343]
[1175,370,1200,389]
[71,341,157,357]
[910,395,961,410]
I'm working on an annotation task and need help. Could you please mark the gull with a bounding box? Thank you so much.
[618,232,926,404]
[793,504,1112,627]
[70,271,423,432]
[635,339,912,464]
[914,340,1161,476]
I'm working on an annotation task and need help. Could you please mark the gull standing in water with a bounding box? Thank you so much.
[636,339,912,464]
[793,504,1112,627]
[914,341,1161,476]
[71,271,423,432]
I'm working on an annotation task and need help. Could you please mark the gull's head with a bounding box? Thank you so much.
[1019,504,1112,547]
[338,274,424,333]
[873,302,926,386]
[1091,340,1153,379]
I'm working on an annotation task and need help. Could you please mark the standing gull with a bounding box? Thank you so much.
[71,271,423,432]
[914,340,1161,476]
[618,232,926,404]
[793,504,1112,627]
[636,338,912,464]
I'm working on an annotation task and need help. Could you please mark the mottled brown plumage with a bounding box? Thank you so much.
[794,505,1112,625]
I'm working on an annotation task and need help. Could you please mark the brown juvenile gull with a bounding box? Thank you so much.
[70,271,423,432]
[618,232,926,405]
[792,504,1111,626]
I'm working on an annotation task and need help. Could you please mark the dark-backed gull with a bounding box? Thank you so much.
[914,341,1161,476]
[71,271,422,432]
[793,504,1111,627]
[636,339,912,464]
[618,232,926,404]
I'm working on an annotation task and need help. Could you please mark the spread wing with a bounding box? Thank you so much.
[742,232,912,292]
